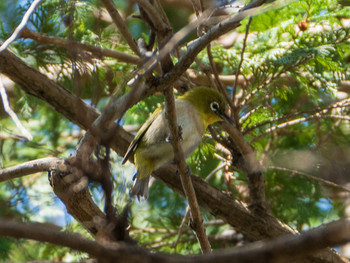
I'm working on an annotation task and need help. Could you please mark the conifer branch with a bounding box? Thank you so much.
[243,98,350,134]
[262,114,350,135]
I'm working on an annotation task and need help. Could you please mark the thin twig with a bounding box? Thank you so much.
[232,17,252,107]
[240,56,310,108]
[268,166,350,194]
[240,105,270,124]
[190,0,201,17]
[206,45,235,111]
[0,0,42,52]
[243,98,350,134]
[163,88,212,253]
[0,77,32,140]
[151,232,242,250]
[257,114,350,140]
[172,162,225,251]
[187,70,247,87]
[172,206,191,251]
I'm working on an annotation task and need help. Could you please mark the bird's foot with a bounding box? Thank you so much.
[186,164,191,177]
[165,125,183,143]
[178,125,183,141]
[175,165,191,177]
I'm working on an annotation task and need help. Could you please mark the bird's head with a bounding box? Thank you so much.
[180,87,234,127]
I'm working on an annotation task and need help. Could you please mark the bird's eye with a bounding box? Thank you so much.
[210,101,219,112]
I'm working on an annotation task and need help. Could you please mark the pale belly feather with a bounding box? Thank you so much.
[138,100,205,170]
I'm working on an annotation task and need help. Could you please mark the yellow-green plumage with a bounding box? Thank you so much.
[122,87,230,198]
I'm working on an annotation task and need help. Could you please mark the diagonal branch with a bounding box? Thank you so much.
[0,76,32,140]
[252,114,350,143]
[0,218,148,262]
[134,0,170,33]
[154,0,292,88]
[243,98,350,134]
[0,0,42,52]
[100,0,141,56]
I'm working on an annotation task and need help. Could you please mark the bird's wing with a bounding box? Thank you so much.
[122,107,162,164]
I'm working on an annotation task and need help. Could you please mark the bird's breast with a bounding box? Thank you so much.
[138,100,205,170]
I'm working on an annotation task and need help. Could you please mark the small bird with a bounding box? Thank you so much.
[122,86,233,199]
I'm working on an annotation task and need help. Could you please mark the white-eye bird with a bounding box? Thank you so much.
[122,86,233,199]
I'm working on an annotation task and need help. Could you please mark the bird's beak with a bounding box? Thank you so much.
[218,111,235,126]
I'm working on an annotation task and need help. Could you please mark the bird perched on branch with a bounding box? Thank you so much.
[122,86,233,199]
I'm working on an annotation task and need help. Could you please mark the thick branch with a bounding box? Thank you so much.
[0,218,349,263]
[0,47,100,130]
[0,218,151,262]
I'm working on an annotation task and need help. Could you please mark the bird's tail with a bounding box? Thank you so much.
[131,173,149,200]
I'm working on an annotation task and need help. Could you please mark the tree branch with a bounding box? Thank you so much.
[0,157,63,183]
[154,0,288,88]
[268,166,350,194]
[232,16,252,108]
[134,0,170,33]
[20,28,141,65]
[0,217,349,263]
[0,0,42,52]
[0,218,150,262]
[163,88,212,253]
[221,122,267,213]
[0,76,32,140]
[100,0,141,56]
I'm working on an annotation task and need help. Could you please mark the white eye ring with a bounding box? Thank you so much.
[210,101,219,112]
